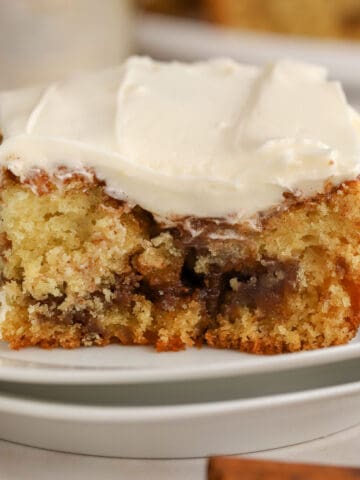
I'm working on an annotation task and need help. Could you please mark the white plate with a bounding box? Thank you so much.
[135,14,360,91]
[0,330,359,385]
[1,375,360,457]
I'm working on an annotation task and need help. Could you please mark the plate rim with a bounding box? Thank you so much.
[1,340,360,385]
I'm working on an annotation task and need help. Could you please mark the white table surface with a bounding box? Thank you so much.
[1,422,360,480]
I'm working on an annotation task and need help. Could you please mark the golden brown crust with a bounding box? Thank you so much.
[1,169,360,354]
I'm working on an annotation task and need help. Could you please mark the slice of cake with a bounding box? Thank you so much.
[204,0,360,40]
[1,57,360,353]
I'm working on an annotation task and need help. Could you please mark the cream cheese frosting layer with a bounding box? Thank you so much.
[0,56,360,219]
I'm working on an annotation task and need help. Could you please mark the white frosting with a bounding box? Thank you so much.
[1,56,360,219]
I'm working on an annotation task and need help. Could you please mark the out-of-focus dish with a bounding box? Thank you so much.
[136,14,360,90]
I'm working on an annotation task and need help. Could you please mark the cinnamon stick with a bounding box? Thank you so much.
[208,457,360,480]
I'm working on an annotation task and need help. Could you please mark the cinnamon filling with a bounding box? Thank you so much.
[28,239,299,332]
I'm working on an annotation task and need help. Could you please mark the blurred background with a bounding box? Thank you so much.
[0,0,359,107]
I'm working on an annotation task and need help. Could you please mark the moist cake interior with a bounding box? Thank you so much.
[1,169,359,353]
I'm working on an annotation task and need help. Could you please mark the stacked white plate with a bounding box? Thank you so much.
[1,334,360,458]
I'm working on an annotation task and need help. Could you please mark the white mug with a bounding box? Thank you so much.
[0,0,133,89]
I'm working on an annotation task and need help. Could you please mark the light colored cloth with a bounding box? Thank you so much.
[1,422,360,480]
